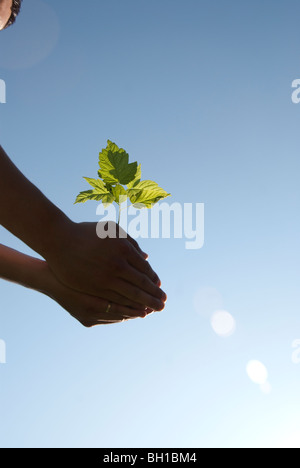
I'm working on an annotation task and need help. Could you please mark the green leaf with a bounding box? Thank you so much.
[83,177,110,193]
[111,184,127,204]
[75,177,113,204]
[127,164,142,189]
[101,192,115,207]
[75,190,106,204]
[127,180,171,208]
[98,140,138,186]
[75,140,171,217]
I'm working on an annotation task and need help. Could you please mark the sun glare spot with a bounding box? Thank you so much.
[246,360,268,386]
[211,310,236,337]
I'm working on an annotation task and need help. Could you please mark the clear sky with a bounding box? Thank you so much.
[0,0,300,448]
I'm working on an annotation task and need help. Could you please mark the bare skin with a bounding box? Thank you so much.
[0,244,154,327]
[0,146,167,324]
[0,2,167,325]
[0,0,12,30]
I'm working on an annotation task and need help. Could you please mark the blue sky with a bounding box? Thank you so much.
[0,0,300,448]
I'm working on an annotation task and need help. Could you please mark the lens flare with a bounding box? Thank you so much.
[246,360,268,385]
[211,310,236,337]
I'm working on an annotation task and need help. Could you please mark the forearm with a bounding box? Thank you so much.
[0,145,73,258]
[0,243,51,295]
[0,244,149,327]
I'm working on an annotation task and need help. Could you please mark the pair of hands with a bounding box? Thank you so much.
[44,221,167,327]
[0,146,167,327]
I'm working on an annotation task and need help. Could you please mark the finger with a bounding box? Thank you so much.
[92,315,139,326]
[80,309,147,327]
[115,224,143,252]
[120,264,167,302]
[112,279,166,311]
[76,288,149,317]
[77,317,121,327]
[99,289,149,311]
[126,245,161,285]
[125,232,149,259]
[106,302,148,319]
[84,320,120,327]
[76,284,146,310]
[77,295,149,329]
[90,298,148,321]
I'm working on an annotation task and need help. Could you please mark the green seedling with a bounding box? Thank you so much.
[75,140,171,224]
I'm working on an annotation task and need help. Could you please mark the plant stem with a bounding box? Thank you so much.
[117,203,121,226]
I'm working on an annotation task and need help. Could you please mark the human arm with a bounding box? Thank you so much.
[0,146,167,311]
[0,243,152,326]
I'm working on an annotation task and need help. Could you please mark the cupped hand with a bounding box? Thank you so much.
[43,261,154,327]
[45,221,167,312]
